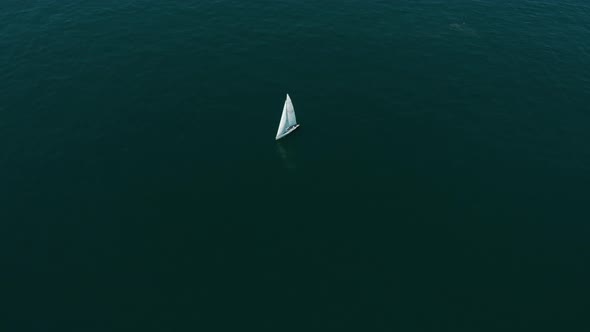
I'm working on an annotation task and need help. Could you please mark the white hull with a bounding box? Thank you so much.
[275,124,300,140]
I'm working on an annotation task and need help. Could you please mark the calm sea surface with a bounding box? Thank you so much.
[2,1,590,331]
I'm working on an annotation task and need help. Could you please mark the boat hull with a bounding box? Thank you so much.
[275,124,300,140]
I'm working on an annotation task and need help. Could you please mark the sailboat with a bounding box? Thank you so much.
[275,94,300,140]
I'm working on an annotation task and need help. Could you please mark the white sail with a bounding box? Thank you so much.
[275,94,299,140]
[285,94,297,128]
[275,102,289,139]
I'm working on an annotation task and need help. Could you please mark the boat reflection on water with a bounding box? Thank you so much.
[276,142,296,171]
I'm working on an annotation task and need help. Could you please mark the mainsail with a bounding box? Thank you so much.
[285,94,296,128]
[275,94,298,140]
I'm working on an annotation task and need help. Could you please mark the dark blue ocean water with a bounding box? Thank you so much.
[2,1,590,331]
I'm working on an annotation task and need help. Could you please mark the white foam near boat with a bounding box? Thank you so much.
[275,94,300,140]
